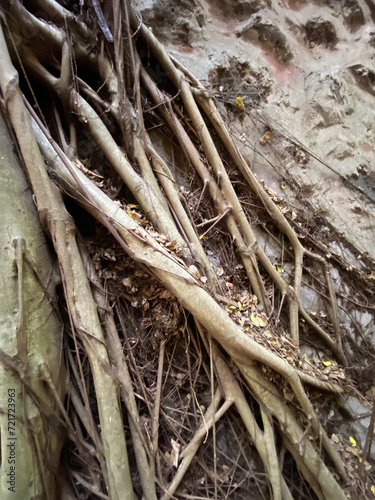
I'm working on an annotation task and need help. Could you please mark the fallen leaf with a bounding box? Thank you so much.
[170,439,180,468]
[189,265,200,279]
[127,210,140,220]
[260,130,273,146]
[250,313,266,327]
[349,436,357,447]
[322,360,332,367]
[236,96,244,108]
[331,434,340,444]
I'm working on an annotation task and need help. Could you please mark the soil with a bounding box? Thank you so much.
[135,0,375,260]
[134,0,375,466]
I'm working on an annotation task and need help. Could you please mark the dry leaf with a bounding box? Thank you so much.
[331,434,340,444]
[122,277,132,287]
[188,265,200,279]
[250,313,266,327]
[260,130,273,146]
[170,439,180,468]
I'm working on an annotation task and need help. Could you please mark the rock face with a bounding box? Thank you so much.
[135,0,375,260]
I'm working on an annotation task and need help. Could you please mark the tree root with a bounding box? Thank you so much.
[0,1,366,497]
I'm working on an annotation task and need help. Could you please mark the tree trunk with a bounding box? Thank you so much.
[0,110,65,499]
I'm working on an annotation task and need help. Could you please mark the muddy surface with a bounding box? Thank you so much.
[135,0,375,260]
[134,0,375,460]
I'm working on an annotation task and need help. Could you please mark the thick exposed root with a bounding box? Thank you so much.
[1,1,374,498]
